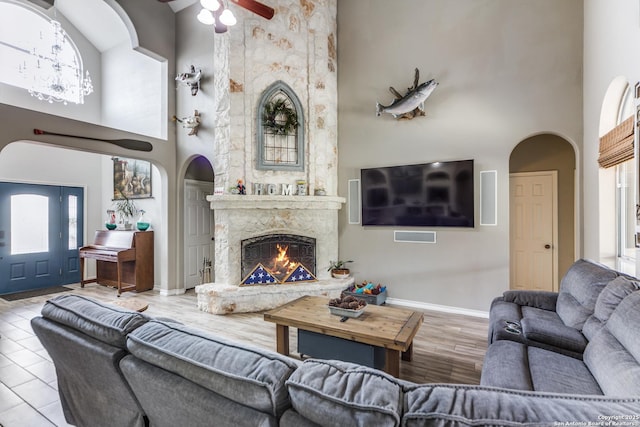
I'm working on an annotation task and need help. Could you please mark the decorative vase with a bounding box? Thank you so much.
[106,210,117,230]
[136,210,150,231]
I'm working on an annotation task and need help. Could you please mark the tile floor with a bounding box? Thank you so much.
[0,299,71,427]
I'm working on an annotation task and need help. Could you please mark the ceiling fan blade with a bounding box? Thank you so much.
[230,0,275,20]
[34,129,153,152]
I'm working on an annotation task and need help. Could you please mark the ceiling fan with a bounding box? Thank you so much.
[159,0,275,33]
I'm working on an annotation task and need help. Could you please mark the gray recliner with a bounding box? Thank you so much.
[31,294,149,427]
[488,259,620,358]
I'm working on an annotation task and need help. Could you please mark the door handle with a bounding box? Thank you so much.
[544,244,551,249]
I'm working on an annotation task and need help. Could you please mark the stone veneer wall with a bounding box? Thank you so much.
[213,0,338,195]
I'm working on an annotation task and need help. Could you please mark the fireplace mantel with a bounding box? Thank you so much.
[206,195,345,210]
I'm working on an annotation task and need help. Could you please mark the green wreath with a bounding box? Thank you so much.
[262,99,299,135]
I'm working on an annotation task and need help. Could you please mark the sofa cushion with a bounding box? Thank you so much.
[126,320,299,417]
[402,384,640,427]
[286,359,404,427]
[584,291,640,396]
[582,276,639,341]
[481,341,602,395]
[556,259,617,329]
[520,316,587,354]
[120,355,280,427]
[40,294,149,349]
[527,346,601,394]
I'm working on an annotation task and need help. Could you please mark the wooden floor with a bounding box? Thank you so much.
[2,283,489,385]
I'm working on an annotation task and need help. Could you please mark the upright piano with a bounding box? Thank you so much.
[79,230,154,296]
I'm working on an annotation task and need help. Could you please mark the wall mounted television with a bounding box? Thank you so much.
[361,159,474,227]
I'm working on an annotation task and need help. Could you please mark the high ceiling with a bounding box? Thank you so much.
[25,0,198,53]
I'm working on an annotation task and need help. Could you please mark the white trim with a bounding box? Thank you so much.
[386,297,489,319]
[159,287,186,296]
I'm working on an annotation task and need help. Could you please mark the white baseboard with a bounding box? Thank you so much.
[158,287,186,296]
[386,297,489,319]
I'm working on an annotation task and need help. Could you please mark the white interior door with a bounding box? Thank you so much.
[510,171,558,291]
[184,180,214,289]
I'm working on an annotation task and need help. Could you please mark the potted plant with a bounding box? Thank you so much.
[327,260,353,279]
[114,191,138,230]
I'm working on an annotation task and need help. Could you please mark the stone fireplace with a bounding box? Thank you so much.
[192,0,341,314]
[195,195,350,314]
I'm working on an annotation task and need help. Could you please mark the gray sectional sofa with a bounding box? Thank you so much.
[32,260,640,426]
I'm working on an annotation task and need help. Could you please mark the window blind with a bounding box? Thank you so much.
[598,115,635,168]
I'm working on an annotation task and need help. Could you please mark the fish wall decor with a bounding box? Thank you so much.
[376,68,438,120]
[176,65,203,96]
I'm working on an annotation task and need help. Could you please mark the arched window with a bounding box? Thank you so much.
[256,81,304,171]
[0,1,92,104]
[598,76,636,273]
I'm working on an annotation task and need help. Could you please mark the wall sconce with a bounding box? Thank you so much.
[198,0,237,34]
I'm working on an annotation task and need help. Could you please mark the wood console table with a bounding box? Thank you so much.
[264,295,423,377]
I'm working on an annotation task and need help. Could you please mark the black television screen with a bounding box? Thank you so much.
[361,160,474,227]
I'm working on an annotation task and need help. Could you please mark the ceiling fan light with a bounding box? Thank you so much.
[197,8,216,25]
[219,8,237,26]
[200,0,221,11]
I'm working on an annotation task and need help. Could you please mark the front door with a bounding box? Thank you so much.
[510,171,558,291]
[0,182,84,294]
[184,180,214,289]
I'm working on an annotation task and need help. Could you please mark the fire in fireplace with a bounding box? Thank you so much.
[271,244,296,281]
[241,234,316,284]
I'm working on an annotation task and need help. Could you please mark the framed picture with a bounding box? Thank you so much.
[113,157,152,199]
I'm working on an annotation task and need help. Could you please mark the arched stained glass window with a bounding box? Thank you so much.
[256,81,304,171]
[0,1,93,104]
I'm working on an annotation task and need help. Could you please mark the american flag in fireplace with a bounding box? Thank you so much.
[241,264,278,285]
[283,263,317,283]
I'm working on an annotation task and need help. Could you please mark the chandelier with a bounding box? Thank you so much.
[20,19,93,105]
[197,0,237,33]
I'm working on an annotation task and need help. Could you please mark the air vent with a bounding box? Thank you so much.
[394,230,436,244]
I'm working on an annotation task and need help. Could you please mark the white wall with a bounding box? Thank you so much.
[337,0,583,311]
[101,42,165,139]
[584,0,640,261]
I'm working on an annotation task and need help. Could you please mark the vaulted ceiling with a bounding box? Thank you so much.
[25,0,196,53]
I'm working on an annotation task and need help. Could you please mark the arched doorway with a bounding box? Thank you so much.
[509,134,576,291]
[183,156,214,289]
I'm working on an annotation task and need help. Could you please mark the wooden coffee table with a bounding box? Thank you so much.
[264,295,423,377]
